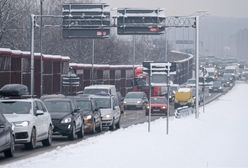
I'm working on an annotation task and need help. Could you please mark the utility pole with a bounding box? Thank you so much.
[30,14,35,97]
[195,16,200,118]
[40,0,44,96]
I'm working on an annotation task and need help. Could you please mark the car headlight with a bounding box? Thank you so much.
[104,114,112,119]
[146,106,150,109]
[11,123,15,131]
[85,115,92,120]
[162,106,166,109]
[123,101,127,104]
[14,121,29,127]
[61,117,72,124]
[137,100,141,104]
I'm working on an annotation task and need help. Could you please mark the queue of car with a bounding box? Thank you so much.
[0,84,123,158]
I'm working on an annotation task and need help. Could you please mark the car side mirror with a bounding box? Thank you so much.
[36,110,44,116]
[73,108,80,113]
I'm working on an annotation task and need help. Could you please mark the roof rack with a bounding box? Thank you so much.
[0,84,32,99]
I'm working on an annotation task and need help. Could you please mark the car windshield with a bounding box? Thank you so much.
[134,77,147,87]
[125,92,143,99]
[187,79,195,84]
[76,100,92,111]
[84,89,109,95]
[213,81,222,87]
[94,97,111,109]
[151,74,167,84]
[151,97,166,104]
[0,101,31,114]
[44,101,71,113]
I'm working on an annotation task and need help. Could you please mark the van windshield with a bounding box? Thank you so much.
[94,97,111,109]
[84,89,109,95]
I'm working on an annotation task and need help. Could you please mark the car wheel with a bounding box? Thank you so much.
[115,117,121,129]
[42,125,53,146]
[68,123,77,140]
[4,133,15,158]
[91,120,96,134]
[96,119,102,133]
[77,123,84,139]
[25,128,36,150]
[110,118,116,131]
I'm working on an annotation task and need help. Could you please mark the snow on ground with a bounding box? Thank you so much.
[4,83,248,168]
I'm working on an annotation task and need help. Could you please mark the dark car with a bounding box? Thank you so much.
[221,74,234,87]
[0,113,15,158]
[145,97,168,116]
[123,91,148,110]
[69,96,102,134]
[44,98,84,140]
[209,81,224,93]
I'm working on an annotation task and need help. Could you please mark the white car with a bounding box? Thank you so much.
[0,98,53,149]
[92,95,121,130]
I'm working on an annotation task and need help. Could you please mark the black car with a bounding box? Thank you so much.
[44,98,84,140]
[209,81,224,93]
[69,96,102,134]
[0,113,15,158]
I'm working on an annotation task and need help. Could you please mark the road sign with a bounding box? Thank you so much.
[62,3,111,38]
[117,8,165,35]
[62,74,80,87]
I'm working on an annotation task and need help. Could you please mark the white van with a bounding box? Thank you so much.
[83,85,117,97]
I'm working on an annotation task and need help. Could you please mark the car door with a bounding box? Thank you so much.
[33,101,46,139]
[92,100,101,126]
[38,100,51,136]
[113,97,121,123]
[71,102,82,130]
[0,114,8,149]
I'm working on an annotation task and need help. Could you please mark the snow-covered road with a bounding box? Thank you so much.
[4,83,248,168]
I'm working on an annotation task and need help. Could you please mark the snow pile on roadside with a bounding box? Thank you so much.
[5,83,248,168]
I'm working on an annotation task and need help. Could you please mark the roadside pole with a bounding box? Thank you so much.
[30,14,35,97]
[148,63,151,132]
[166,64,170,134]
[195,16,200,118]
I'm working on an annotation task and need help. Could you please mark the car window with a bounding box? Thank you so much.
[125,92,143,99]
[0,101,31,114]
[0,114,7,124]
[44,101,72,113]
[84,89,109,95]
[113,98,118,107]
[76,100,92,111]
[36,101,47,112]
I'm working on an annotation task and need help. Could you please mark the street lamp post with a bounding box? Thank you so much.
[195,16,200,119]
[40,0,44,96]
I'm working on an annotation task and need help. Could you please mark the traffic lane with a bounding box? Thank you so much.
[121,104,175,129]
[0,89,227,164]
[0,132,103,165]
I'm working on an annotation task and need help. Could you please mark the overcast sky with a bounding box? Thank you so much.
[104,0,248,18]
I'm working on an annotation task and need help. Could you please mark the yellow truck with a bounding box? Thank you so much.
[174,87,195,109]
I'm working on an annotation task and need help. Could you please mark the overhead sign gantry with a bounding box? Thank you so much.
[117,8,166,35]
[62,3,111,38]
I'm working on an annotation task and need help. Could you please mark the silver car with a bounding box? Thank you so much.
[1,98,53,149]
[92,95,121,130]
[123,92,148,110]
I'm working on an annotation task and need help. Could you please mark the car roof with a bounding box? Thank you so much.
[43,98,73,102]
[0,98,38,102]
[90,95,111,99]
[84,85,115,89]
[127,91,145,94]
